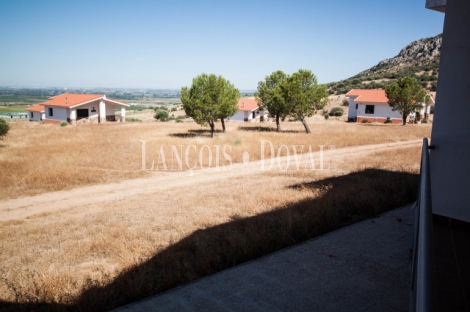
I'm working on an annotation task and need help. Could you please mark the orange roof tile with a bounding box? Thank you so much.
[26,104,45,112]
[346,89,389,103]
[41,93,104,108]
[237,98,258,111]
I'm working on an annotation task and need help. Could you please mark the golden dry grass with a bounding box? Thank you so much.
[0,119,430,310]
[0,120,430,199]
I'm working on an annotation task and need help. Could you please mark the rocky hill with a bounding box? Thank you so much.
[327,34,442,94]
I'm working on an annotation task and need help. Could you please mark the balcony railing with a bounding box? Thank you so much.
[410,138,436,312]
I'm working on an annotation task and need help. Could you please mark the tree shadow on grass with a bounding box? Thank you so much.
[168,132,199,138]
[238,126,303,133]
[0,169,418,312]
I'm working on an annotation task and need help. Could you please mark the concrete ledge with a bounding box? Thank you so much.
[115,205,414,312]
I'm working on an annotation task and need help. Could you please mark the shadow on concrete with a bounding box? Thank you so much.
[238,126,303,133]
[0,169,418,312]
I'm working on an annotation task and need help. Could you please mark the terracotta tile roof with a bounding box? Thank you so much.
[346,89,389,103]
[237,98,258,111]
[41,93,104,108]
[26,104,45,112]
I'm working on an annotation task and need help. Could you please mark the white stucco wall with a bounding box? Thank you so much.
[106,105,116,116]
[71,100,101,120]
[29,111,42,121]
[230,110,249,121]
[357,103,402,120]
[45,106,68,121]
[347,97,358,119]
[229,108,262,121]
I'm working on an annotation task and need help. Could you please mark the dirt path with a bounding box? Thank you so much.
[0,140,422,222]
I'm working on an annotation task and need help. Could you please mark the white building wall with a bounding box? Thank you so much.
[71,100,101,120]
[106,105,116,116]
[357,103,402,119]
[29,111,41,121]
[347,96,358,119]
[229,110,248,121]
[45,106,68,121]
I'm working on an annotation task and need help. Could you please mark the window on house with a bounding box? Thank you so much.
[48,107,53,116]
[365,105,375,114]
[30,112,33,118]
[355,104,358,109]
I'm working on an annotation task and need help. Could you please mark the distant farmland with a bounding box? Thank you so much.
[0,95,49,105]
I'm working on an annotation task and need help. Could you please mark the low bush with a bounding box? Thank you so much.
[60,122,68,127]
[154,109,169,122]
[126,117,142,122]
[361,119,370,124]
[330,107,344,117]
[421,118,428,124]
[0,118,10,137]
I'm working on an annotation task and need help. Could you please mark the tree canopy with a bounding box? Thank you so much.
[256,69,328,133]
[385,76,427,125]
[284,69,328,133]
[255,70,289,132]
[181,74,239,137]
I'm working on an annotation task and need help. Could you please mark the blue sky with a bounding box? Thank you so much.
[0,0,444,90]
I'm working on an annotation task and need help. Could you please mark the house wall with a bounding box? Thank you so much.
[106,105,116,116]
[45,106,68,122]
[430,0,470,222]
[229,108,262,122]
[71,100,101,121]
[29,111,42,121]
[230,110,249,121]
[347,96,358,120]
[357,102,402,120]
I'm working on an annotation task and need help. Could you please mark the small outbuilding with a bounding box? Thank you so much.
[228,98,266,122]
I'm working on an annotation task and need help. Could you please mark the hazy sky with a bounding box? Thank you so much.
[0,0,444,90]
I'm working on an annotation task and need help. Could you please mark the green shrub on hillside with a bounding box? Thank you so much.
[330,107,344,117]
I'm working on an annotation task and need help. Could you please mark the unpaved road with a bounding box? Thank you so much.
[0,140,421,222]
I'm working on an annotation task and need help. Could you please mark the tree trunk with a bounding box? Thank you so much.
[402,113,407,126]
[209,120,215,138]
[221,118,226,133]
[301,117,311,133]
[276,115,281,132]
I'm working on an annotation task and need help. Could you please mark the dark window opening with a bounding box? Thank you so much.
[48,107,53,116]
[77,109,89,120]
[365,105,375,114]
[355,104,358,109]
[30,112,33,118]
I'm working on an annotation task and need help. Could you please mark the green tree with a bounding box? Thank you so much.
[181,74,239,138]
[217,78,240,133]
[0,119,9,138]
[255,70,289,132]
[284,69,328,133]
[385,76,427,125]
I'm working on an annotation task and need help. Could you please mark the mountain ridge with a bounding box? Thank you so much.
[327,34,442,94]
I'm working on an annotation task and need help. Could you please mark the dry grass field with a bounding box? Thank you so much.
[0,118,431,311]
[0,119,430,200]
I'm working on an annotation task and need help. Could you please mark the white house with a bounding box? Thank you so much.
[228,98,266,122]
[30,93,129,124]
[26,104,45,121]
[345,89,431,124]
